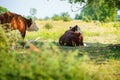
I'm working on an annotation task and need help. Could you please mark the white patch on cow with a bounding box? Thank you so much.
[27,21,39,31]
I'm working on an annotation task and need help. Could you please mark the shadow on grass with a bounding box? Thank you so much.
[30,41,120,62]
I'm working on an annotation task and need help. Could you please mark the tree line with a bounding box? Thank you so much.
[1,0,120,22]
[0,6,72,22]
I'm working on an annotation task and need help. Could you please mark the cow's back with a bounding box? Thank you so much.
[59,31,74,46]
[0,12,14,24]
[0,12,27,38]
[70,32,84,46]
[59,30,84,46]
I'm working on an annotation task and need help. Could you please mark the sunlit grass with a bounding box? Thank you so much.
[27,20,120,44]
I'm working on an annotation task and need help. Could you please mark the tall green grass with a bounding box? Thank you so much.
[0,21,120,80]
[0,42,120,80]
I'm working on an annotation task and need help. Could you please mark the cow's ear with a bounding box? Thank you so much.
[75,25,78,28]
[69,27,72,29]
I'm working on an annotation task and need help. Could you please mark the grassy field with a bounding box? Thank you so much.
[0,20,120,80]
[26,20,120,62]
[26,20,120,43]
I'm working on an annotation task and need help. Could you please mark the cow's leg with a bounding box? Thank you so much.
[19,30,26,48]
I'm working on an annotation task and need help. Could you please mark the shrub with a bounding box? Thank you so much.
[0,24,23,52]
[82,16,92,22]
[62,16,72,22]
[0,25,10,53]
[0,6,9,14]
[61,12,72,22]
[75,14,82,20]
[52,14,62,21]
[113,22,120,28]
[44,23,53,30]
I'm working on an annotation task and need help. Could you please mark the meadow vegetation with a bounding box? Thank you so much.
[0,20,120,80]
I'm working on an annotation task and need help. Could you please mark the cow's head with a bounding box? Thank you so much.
[70,25,82,33]
[27,18,39,31]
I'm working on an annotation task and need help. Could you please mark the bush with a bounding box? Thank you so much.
[82,16,92,22]
[44,23,53,30]
[52,14,62,21]
[0,25,10,53]
[75,14,82,20]
[62,16,72,22]
[61,12,72,22]
[113,22,120,28]
[0,24,23,53]
[0,6,9,14]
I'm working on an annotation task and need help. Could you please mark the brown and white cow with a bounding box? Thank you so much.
[59,25,86,46]
[0,12,39,39]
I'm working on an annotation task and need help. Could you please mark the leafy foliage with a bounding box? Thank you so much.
[51,12,72,21]
[29,8,37,20]
[75,14,82,20]
[30,8,37,16]
[0,39,120,80]
[0,24,23,53]
[61,12,72,21]
[0,25,10,53]
[52,14,62,21]
[64,0,120,22]
[0,6,9,14]
[113,22,120,28]
[80,2,117,22]
[66,0,120,9]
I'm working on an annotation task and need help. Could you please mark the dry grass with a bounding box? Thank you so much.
[26,20,120,44]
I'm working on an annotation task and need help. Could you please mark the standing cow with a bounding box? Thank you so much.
[59,25,86,46]
[0,12,39,39]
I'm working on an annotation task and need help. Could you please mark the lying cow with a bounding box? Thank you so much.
[59,25,86,46]
[0,12,39,39]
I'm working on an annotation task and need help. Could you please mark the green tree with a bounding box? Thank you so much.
[63,0,120,22]
[61,12,72,21]
[79,0,117,22]
[0,6,9,14]
[52,14,62,21]
[29,8,37,19]
[75,14,82,20]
